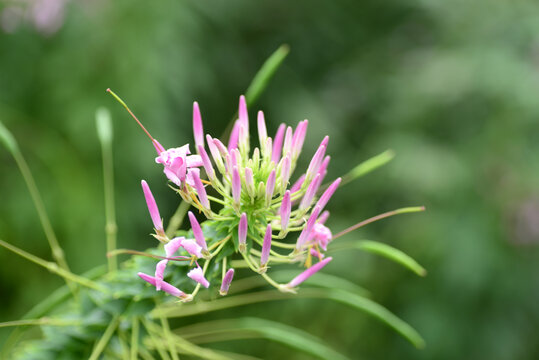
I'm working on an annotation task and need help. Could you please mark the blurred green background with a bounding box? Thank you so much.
[1,0,539,358]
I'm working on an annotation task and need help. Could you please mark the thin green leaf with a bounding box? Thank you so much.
[0,120,18,153]
[355,240,426,276]
[175,317,349,360]
[245,45,290,105]
[342,149,395,185]
[328,289,426,348]
[156,288,425,348]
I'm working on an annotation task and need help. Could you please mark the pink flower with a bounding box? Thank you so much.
[286,257,333,288]
[181,239,203,258]
[164,237,184,258]
[138,272,189,299]
[220,268,235,296]
[155,144,203,187]
[187,266,210,288]
[308,223,332,251]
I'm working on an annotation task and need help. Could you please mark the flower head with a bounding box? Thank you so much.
[138,95,342,299]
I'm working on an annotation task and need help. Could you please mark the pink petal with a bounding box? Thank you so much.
[138,272,187,298]
[287,257,333,288]
[187,266,210,288]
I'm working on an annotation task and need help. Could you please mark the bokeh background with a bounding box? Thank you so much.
[1,0,539,359]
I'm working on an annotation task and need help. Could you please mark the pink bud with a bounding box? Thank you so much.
[318,155,331,183]
[198,145,215,180]
[280,191,291,231]
[193,101,204,149]
[206,135,225,172]
[272,124,286,163]
[261,224,272,267]
[214,138,229,157]
[238,213,248,251]
[290,174,306,194]
[316,177,341,212]
[297,205,322,249]
[257,111,267,147]
[265,169,276,204]
[245,167,255,196]
[287,257,332,288]
[320,135,329,149]
[188,211,207,250]
[232,166,242,205]
[280,155,291,190]
[228,120,240,151]
[283,126,293,157]
[238,95,249,134]
[292,120,308,159]
[265,137,273,160]
[155,260,168,291]
[188,266,210,288]
[141,180,164,234]
[164,237,184,258]
[306,145,326,180]
[300,173,322,210]
[191,169,210,211]
[138,272,187,298]
[220,268,235,295]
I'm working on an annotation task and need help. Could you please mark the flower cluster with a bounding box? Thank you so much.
[137,96,341,301]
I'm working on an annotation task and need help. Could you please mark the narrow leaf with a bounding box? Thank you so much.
[245,45,290,105]
[328,289,426,348]
[356,240,426,276]
[342,149,395,185]
[0,120,18,153]
[175,317,349,360]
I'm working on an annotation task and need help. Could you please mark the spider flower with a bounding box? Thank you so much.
[138,96,342,299]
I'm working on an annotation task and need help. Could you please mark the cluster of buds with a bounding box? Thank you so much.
[136,96,341,301]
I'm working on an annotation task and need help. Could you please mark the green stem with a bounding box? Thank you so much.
[141,317,171,360]
[88,315,120,360]
[130,317,140,360]
[11,148,76,295]
[96,109,118,273]
[333,206,426,240]
[0,318,80,328]
[155,299,180,360]
[0,239,107,293]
